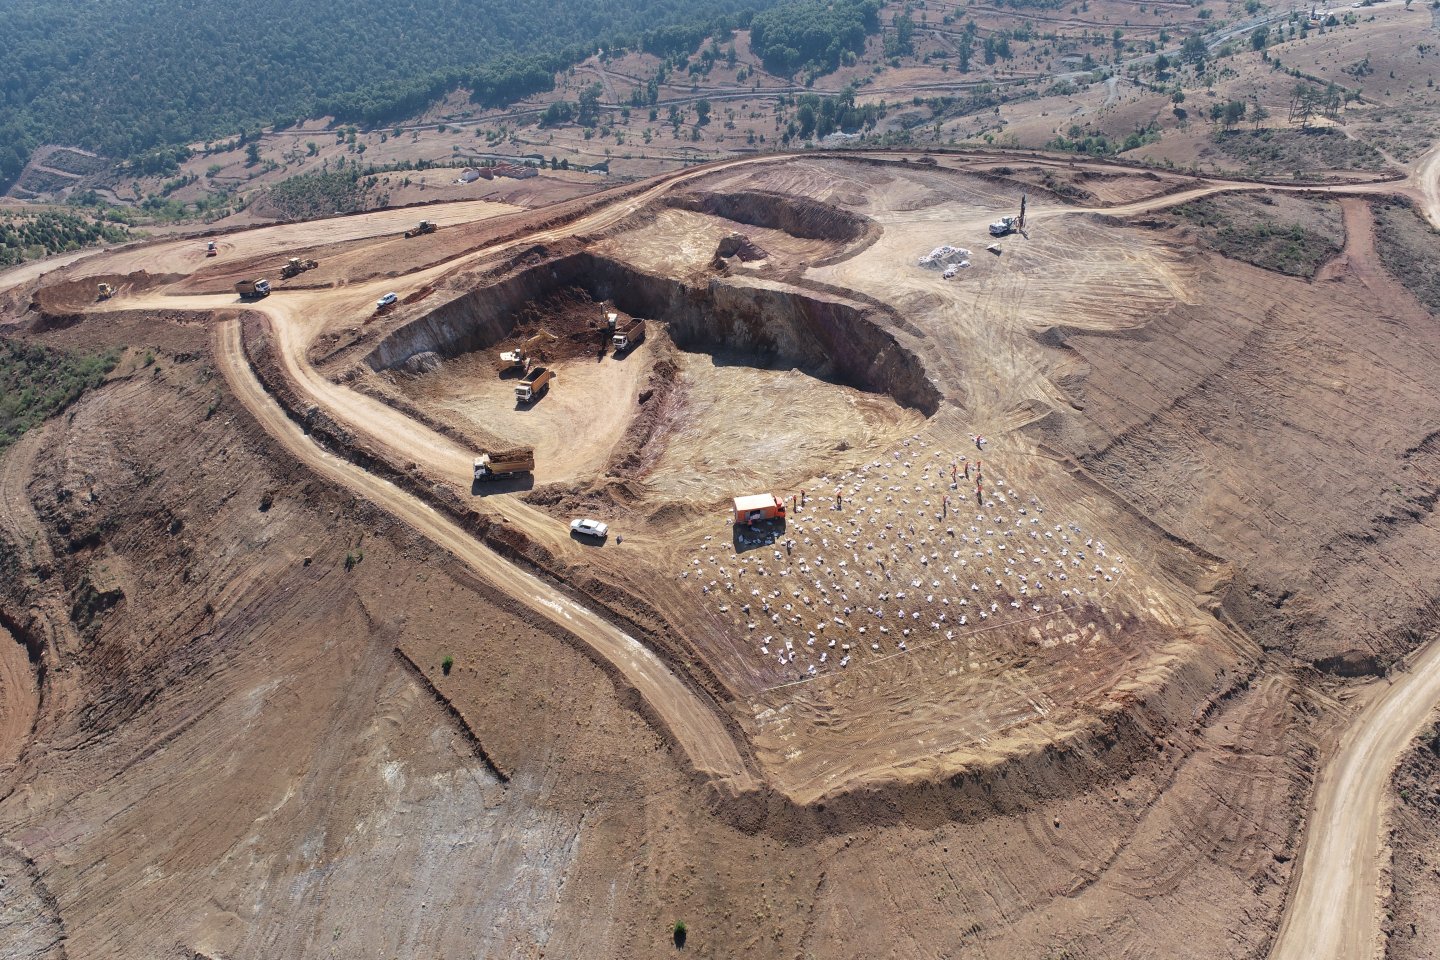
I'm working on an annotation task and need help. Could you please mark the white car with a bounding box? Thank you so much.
[376,292,399,310]
[570,518,609,539]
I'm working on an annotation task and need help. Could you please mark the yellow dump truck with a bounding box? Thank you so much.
[612,317,646,354]
[514,365,554,403]
[473,451,535,482]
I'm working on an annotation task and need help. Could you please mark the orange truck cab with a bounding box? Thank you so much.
[732,493,786,526]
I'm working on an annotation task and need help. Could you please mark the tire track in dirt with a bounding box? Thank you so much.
[0,622,39,774]
[212,319,758,795]
[0,425,55,566]
[0,840,67,960]
[0,430,50,782]
[0,249,100,298]
[1266,145,1440,960]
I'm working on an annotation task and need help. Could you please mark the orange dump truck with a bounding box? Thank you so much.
[732,493,786,526]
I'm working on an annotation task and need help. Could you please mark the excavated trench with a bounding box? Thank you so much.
[364,251,940,417]
[666,189,873,243]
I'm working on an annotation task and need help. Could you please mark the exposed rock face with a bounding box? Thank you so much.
[365,251,941,416]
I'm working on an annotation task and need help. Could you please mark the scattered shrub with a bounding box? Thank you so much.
[0,339,119,455]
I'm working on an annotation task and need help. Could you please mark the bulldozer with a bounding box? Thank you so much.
[404,220,437,238]
[96,282,114,301]
[279,257,319,279]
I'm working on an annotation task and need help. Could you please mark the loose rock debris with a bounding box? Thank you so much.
[678,436,1127,684]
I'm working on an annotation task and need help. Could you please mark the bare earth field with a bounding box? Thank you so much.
[2,139,1440,960]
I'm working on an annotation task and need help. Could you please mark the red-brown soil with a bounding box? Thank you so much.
[3,146,1440,960]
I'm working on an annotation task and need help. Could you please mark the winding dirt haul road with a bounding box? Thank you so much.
[22,142,1440,956]
[214,320,758,796]
[1270,643,1440,960]
[1265,138,1440,960]
[218,144,1440,959]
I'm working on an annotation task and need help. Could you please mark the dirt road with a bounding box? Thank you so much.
[64,141,1440,843]
[1266,138,1440,960]
[1269,642,1440,960]
[213,320,757,796]
[1417,141,1440,228]
[0,248,101,297]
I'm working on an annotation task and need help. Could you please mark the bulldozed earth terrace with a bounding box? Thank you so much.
[5,148,1440,958]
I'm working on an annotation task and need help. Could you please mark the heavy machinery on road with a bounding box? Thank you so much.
[473,450,535,482]
[280,257,319,279]
[515,366,554,403]
[235,279,272,299]
[989,194,1027,237]
[206,241,218,257]
[96,282,114,300]
[612,317,646,354]
[404,220,437,238]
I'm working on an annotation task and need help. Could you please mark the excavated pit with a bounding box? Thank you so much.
[365,252,939,415]
[363,253,939,488]
[667,189,873,244]
[377,326,927,494]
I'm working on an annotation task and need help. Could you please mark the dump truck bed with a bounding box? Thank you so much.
[733,494,779,514]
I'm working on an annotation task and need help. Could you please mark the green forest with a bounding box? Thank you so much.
[0,0,781,190]
[750,0,881,76]
[0,212,131,267]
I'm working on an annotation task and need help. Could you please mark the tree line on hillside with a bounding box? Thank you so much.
[782,89,886,142]
[749,0,882,76]
[0,0,776,191]
[0,212,129,267]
